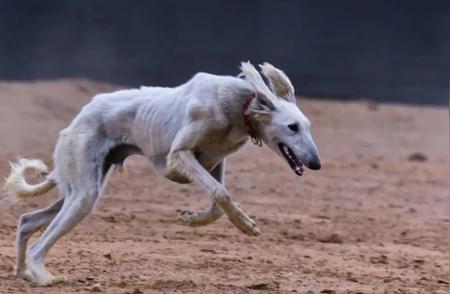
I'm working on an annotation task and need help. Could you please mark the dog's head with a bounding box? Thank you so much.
[240,61,321,176]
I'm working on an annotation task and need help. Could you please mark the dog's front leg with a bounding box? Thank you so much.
[178,161,225,227]
[167,151,260,236]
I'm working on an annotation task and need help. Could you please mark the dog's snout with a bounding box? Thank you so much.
[306,152,321,170]
[308,160,321,170]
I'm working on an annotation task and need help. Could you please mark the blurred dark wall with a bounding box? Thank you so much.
[0,0,448,105]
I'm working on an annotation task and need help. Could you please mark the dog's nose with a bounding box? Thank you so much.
[308,160,321,170]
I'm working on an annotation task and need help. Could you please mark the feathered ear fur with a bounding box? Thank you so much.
[250,92,273,123]
[239,61,275,122]
[239,61,273,98]
[259,62,295,103]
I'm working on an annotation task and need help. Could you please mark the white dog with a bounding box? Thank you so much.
[4,62,320,285]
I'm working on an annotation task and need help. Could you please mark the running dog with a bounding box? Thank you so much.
[4,61,321,285]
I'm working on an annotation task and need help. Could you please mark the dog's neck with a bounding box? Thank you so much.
[216,80,264,146]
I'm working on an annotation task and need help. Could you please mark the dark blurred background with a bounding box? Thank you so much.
[0,0,448,105]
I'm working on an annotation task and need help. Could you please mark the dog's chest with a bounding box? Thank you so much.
[196,135,248,170]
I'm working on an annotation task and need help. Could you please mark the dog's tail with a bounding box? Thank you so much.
[3,158,56,200]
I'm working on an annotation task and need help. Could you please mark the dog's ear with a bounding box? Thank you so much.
[239,61,276,122]
[259,62,295,103]
[239,61,274,99]
[250,92,274,123]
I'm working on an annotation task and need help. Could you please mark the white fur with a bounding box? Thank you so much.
[3,61,320,285]
[4,159,55,200]
[260,62,295,102]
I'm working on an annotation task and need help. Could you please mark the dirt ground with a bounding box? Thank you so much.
[0,79,448,294]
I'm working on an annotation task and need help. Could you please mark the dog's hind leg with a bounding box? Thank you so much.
[24,187,98,286]
[178,161,224,226]
[14,198,64,281]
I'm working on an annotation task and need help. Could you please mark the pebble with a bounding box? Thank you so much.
[407,152,427,162]
[317,233,343,244]
[91,283,103,292]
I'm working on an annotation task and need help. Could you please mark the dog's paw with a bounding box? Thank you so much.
[41,275,68,287]
[228,204,261,237]
[178,210,198,226]
[14,268,34,282]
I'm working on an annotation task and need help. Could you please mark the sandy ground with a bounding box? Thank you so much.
[0,79,448,294]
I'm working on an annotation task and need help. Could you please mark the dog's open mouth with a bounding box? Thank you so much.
[278,143,304,176]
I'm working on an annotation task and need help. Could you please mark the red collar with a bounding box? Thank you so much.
[243,92,262,146]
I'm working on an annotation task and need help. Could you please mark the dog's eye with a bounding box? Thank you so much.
[287,123,299,133]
